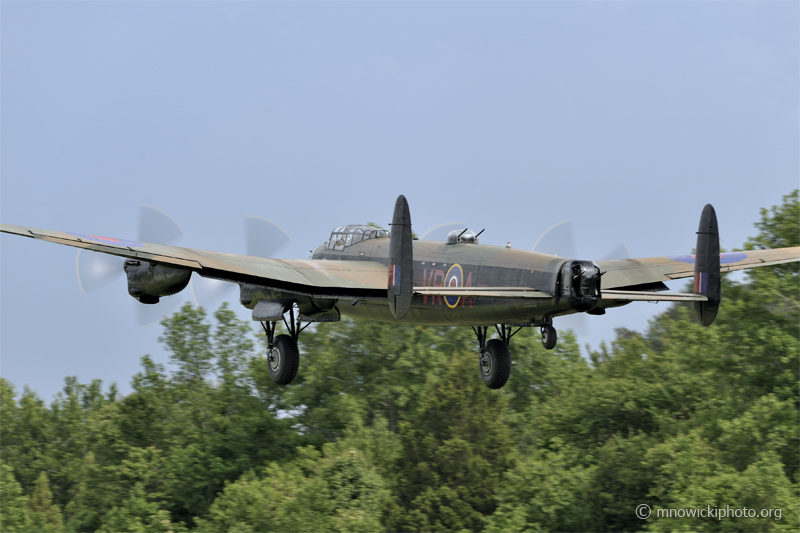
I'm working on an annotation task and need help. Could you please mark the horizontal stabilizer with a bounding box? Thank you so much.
[601,290,708,302]
[414,287,552,299]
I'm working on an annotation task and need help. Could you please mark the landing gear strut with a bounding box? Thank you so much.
[472,325,522,389]
[261,305,308,385]
[541,321,557,350]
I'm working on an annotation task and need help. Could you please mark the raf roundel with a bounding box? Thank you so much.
[67,233,144,248]
[444,264,463,308]
[668,252,748,265]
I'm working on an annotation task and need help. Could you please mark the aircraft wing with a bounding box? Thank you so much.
[597,248,800,290]
[1,223,388,299]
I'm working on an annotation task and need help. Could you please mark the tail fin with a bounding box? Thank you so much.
[694,204,721,326]
[388,195,413,319]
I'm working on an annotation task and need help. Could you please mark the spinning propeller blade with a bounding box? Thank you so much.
[601,242,631,261]
[191,215,292,308]
[245,215,291,258]
[137,295,183,327]
[75,205,186,295]
[75,250,125,294]
[419,222,466,242]
[532,220,631,338]
[532,219,577,259]
[138,205,184,245]
[75,205,186,327]
[73,206,292,325]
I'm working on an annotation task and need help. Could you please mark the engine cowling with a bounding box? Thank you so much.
[124,260,191,304]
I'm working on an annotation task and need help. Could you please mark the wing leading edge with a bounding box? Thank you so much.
[1,223,388,299]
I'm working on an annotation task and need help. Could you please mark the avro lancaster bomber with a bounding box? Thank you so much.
[3,195,798,389]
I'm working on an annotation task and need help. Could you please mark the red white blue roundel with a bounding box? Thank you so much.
[68,233,144,248]
[668,252,747,264]
[444,264,463,308]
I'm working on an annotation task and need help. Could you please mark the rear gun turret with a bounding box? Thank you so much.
[558,259,602,312]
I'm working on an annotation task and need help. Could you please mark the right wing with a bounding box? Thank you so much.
[1,223,388,299]
[597,248,800,290]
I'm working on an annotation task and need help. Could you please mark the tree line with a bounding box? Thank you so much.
[1,191,797,532]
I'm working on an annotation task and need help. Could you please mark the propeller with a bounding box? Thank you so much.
[190,215,292,308]
[75,250,122,294]
[418,222,466,242]
[532,220,631,338]
[531,219,577,259]
[76,205,186,326]
[77,206,293,325]
[246,216,291,257]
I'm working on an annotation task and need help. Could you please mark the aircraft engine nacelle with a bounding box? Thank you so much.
[559,260,601,312]
[124,260,191,304]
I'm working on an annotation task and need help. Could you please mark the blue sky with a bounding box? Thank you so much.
[2,1,797,400]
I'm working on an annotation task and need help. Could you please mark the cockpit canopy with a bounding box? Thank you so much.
[326,225,389,251]
[446,229,479,245]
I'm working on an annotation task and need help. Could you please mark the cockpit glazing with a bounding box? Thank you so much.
[326,225,389,251]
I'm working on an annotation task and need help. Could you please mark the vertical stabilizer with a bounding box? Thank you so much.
[388,195,413,319]
[694,204,721,326]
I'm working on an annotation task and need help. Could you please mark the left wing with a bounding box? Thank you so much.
[1,223,388,299]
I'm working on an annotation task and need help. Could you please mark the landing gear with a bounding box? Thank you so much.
[541,323,557,350]
[267,334,299,385]
[479,339,511,389]
[473,325,521,389]
[261,305,308,386]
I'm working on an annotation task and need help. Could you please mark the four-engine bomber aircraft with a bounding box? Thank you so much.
[3,196,799,389]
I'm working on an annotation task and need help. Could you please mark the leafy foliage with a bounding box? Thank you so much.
[0,464,29,532]
[386,351,515,532]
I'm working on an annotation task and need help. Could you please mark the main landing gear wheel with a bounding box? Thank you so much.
[541,324,557,350]
[268,334,299,385]
[472,325,520,389]
[479,339,511,390]
[260,305,308,386]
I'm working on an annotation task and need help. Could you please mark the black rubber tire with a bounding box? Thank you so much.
[267,334,300,385]
[479,339,511,389]
[541,325,558,350]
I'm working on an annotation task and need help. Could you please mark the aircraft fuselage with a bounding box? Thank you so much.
[307,238,609,326]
